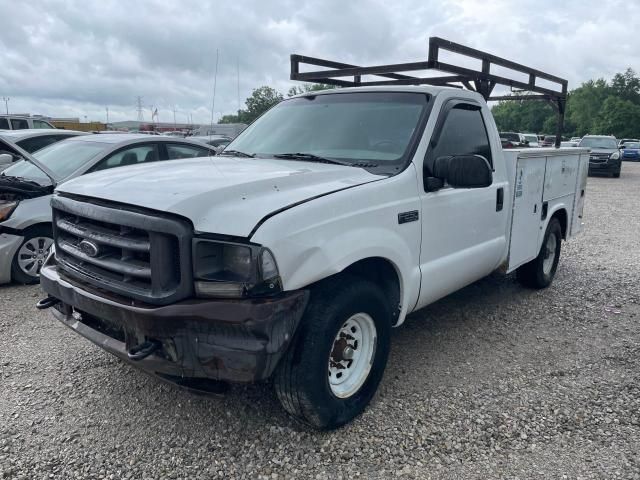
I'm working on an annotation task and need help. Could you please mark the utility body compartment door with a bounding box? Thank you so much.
[505,148,589,272]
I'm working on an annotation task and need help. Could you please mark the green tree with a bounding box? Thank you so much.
[595,96,640,138]
[610,68,640,104]
[287,83,336,97]
[219,86,284,124]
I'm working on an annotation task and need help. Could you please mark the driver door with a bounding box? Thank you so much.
[416,100,508,309]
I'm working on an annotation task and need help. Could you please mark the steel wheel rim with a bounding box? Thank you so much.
[328,313,377,399]
[17,237,53,277]
[542,232,557,275]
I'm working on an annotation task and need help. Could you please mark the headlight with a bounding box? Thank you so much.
[0,201,18,222]
[193,239,282,298]
[610,151,620,160]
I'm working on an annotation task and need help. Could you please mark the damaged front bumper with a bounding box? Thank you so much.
[39,261,309,384]
[0,231,23,284]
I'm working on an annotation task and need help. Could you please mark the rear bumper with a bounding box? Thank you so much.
[40,262,309,383]
[0,232,23,284]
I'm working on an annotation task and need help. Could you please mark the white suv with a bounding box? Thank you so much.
[0,116,55,130]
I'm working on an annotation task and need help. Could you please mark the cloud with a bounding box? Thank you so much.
[0,0,638,123]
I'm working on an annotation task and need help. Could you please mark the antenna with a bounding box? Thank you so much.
[209,48,219,141]
[136,96,144,122]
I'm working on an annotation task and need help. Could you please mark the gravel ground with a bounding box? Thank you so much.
[1,163,640,480]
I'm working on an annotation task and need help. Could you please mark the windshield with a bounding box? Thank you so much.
[524,135,538,143]
[226,92,429,171]
[2,140,108,183]
[579,137,618,149]
[624,142,640,149]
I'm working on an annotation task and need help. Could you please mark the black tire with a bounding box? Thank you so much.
[11,225,53,285]
[274,274,392,430]
[516,218,562,289]
[613,169,621,178]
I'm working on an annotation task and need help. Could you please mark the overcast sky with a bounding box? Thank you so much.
[1,0,638,124]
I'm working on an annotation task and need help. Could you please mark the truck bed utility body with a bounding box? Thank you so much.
[39,38,586,429]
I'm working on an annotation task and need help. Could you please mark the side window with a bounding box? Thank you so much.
[0,118,9,129]
[17,135,63,153]
[33,120,53,129]
[166,143,210,159]
[92,144,160,172]
[10,118,29,130]
[426,103,493,177]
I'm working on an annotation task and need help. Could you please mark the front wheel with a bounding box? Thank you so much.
[516,218,562,289]
[11,225,53,284]
[274,275,391,430]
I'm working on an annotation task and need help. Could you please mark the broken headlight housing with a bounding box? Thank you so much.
[192,238,282,299]
[0,201,19,222]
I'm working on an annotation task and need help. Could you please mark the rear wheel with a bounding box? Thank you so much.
[274,275,391,430]
[517,218,562,289]
[11,225,53,284]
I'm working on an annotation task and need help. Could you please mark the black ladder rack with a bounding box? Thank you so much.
[290,37,568,147]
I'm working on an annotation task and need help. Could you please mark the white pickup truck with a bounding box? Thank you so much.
[38,43,588,429]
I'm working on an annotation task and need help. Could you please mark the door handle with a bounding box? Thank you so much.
[496,187,504,212]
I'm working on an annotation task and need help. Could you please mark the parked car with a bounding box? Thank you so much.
[191,135,232,152]
[0,130,87,171]
[560,141,578,147]
[38,82,588,429]
[570,137,582,143]
[0,134,217,284]
[540,135,558,147]
[499,132,527,147]
[578,135,621,177]
[522,133,539,147]
[618,138,639,147]
[0,115,55,130]
[620,141,640,161]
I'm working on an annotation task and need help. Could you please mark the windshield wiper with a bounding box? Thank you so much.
[218,150,256,158]
[272,153,353,166]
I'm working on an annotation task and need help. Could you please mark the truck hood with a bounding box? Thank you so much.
[57,156,384,237]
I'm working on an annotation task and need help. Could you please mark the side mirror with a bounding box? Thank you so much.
[0,153,13,165]
[432,155,492,188]
[620,145,626,149]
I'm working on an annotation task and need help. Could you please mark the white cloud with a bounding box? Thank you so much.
[0,0,638,123]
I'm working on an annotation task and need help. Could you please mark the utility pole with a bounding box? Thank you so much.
[173,105,177,129]
[237,57,240,116]
[136,96,144,122]
[2,97,9,115]
[106,106,109,125]
[209,48,219,134]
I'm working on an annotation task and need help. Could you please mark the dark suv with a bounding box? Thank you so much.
[579,135,621,177]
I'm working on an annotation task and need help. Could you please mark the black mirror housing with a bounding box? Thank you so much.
[433,155,492,188]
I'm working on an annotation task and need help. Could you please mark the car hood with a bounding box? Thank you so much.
[57,156,384,237]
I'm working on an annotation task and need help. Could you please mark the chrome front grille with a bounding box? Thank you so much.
[51,195,193,305]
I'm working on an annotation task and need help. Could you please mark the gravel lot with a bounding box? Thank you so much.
[1,163,639,479]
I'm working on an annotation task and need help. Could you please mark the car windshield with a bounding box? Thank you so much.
[524,135,537,143]
[2,140,108,183]
[624,142,640,149]
[579,137,618,149]
[226,92,428,171]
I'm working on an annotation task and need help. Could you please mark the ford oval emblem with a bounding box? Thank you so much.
[79,240,100,258]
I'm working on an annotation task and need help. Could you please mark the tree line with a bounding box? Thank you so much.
[221,68,640,140]
[219,83,334,125]
[492,68,640,139]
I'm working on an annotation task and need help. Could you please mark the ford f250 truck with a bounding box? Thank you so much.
[37,39,588,429]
